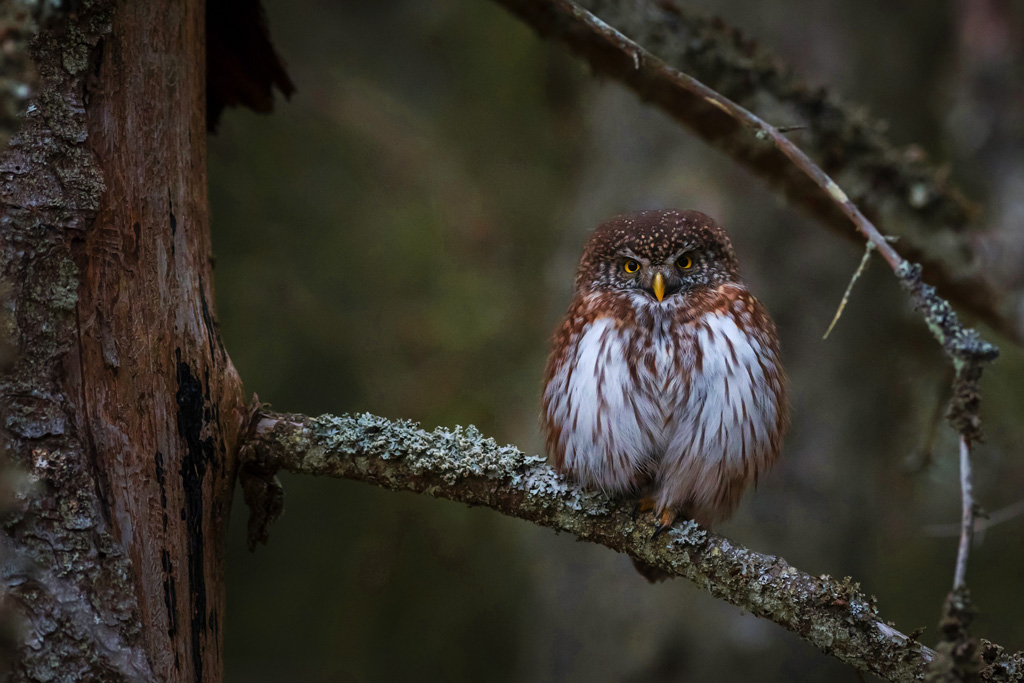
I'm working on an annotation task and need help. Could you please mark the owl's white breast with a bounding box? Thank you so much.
[666,309,776,468]
[650,303,784,522]
[544,294,783,511]
[543,317,659,492]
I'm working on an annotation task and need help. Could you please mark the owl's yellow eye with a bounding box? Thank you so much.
[624,259,640,274]
[677,255,693,270]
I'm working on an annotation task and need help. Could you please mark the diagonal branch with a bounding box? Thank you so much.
[242,410,1009,683]
[489,0,1024,345]
[484,5,1001,658]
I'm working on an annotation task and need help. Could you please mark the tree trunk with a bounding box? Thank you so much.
[1,1,244,680]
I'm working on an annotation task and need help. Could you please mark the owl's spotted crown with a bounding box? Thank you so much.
[575,209,742,294]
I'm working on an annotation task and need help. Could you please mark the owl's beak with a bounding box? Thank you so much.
[652,272,666,302]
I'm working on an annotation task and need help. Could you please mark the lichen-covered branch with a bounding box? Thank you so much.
[242,410,1023,683]
[489,0,1024,345]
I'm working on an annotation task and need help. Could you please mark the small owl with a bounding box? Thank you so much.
[542,209,788,543]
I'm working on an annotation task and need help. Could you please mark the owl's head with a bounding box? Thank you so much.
[575,210,741,303]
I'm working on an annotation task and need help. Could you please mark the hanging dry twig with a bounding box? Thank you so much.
[824,242,875,340]
[953,435,975,592]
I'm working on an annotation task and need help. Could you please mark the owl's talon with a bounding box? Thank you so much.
[651,508,677,539]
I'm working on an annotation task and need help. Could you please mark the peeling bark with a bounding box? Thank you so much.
[206,0,295,132]
[0,1,244,681]
[240,411,1024,683]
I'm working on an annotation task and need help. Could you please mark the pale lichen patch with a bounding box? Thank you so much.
[825,179,850,205]
[304,412,614,515]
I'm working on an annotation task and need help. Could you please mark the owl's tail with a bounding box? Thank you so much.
[630,557,674,583]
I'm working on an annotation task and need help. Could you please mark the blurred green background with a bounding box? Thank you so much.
[208,1,1024,681]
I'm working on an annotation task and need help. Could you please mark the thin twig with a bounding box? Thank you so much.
[824,242,874,339]
[926,436,982,678]
[642,44,907,270]
[501,0,908,267]
[953,435,975,591]
[923,498,1024,538]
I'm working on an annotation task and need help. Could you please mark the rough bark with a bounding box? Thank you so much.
[0,1,245,681]
[241,411,1024,683]
[490,0,1024,345]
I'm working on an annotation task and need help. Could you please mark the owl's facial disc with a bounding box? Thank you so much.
[614,251,686,302]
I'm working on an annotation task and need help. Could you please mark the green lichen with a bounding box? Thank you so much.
[896,262,997,363]
[304,412,614,516]
[59,23,93,76]
[895,261,998,443]
[666,519,706,547]
[49,257,79,311]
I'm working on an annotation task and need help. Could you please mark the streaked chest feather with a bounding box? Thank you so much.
[543,304,781,493]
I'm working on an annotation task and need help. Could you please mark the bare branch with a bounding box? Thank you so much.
[240,410,971,683]
[490,0,1024,345]
[953,435,975,592]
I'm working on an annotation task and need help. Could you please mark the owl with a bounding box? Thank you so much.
[542,210,788,542]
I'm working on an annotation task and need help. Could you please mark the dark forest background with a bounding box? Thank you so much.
[208,1,1024,681]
